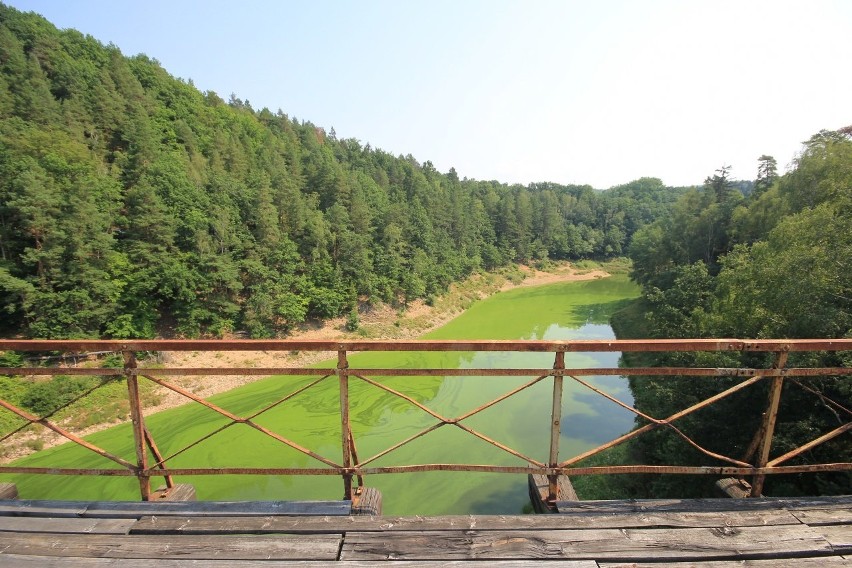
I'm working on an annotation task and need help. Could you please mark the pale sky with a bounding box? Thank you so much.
[7,0,852,188]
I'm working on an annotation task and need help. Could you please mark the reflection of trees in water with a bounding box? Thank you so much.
[514,299,636,339]
[462,478,530,515]
[570,297,636,325]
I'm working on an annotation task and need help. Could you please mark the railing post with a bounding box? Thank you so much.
[751,350,789,497]
[338,349,353,500]
[348,425,364,489]
[547,351,565,504]
[123,350,150,501]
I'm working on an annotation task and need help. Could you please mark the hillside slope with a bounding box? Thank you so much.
[0,4,681,339]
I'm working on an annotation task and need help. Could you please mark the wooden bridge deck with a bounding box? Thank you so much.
[0,495,849,566]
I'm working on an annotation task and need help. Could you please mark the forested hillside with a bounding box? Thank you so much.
[610,129,852,497]
[0,5,682,339]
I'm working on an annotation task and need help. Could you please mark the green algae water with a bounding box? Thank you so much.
[5,275,639,514]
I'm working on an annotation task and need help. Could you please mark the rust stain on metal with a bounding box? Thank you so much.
[2,338,850,353]
[751,351,789,497]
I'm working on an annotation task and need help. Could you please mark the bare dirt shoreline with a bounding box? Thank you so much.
[3,263,609,462]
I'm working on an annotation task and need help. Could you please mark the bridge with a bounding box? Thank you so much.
[0,338,849,564]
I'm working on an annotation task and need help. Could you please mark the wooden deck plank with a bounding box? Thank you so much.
[0,499,351,518]
[351,487,382,516]
[530,474,579,501]
[130,509,802,535]
[793,508,852,526]
[340,525,834,562]
[0,517,134,534]
[529,474,578,513]
[150,484,196,502]
[815,525,852,553]
[328,563,598,567]
[83,500,352,518]
[0,557,600,568]
[0,501,87,518]
[0,555,333,567]
[557,496,852,514]
[0,533,342,560]
[600,558,851,567]
[5,497,845,519]
[715,477,752,498]
[1,496,848,565]
[331,563,598,567]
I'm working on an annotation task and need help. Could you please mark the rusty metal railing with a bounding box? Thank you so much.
[0,339,850,503]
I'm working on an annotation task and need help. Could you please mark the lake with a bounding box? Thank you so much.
[6,274,639,514]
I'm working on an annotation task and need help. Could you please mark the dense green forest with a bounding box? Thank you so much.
[0,4,684,339]
[601,129,852,498]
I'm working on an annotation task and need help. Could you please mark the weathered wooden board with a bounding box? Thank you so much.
[599,558,850,567]
[1,496,847,565]
[318,563,597,567]
[0,499,351,518]
[83,500,352,518]
[715,477,752,498]
[557,496,852,514]
[0,555,338,567]
[766,497,852,511]
[815,525,852,553]
[0,533,342,560]
[130,509,802,535]
[330,563,597,567]
[0,501,87,518]
[351,487,382,516]
[150,484,196,502]
[0,557,600,568]
[529,474,578,513]
[339,525,833,561]
[0,516,134,534]
[793,508,852,526]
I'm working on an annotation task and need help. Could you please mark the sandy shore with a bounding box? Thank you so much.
[2,263,609,461]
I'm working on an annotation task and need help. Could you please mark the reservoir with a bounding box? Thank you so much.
[7,274,640,515]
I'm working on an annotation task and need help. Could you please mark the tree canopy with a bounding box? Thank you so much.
[620,128,852,497]
[0,4,683,339]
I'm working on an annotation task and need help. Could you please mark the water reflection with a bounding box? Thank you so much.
[361,318,636,515]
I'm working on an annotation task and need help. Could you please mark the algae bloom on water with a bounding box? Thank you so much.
[4,276,639,515]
